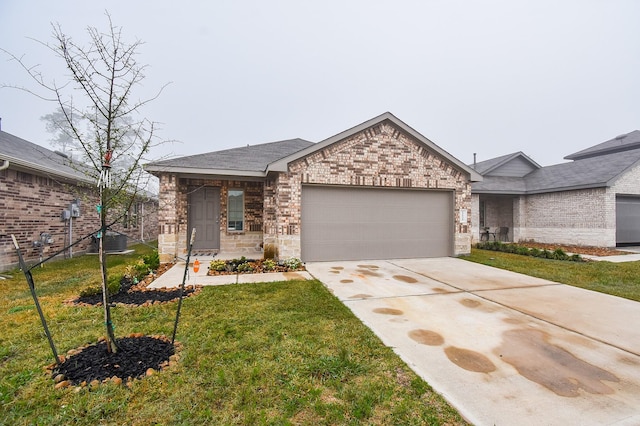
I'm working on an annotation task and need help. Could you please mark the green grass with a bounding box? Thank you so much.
[0,243,466,425]
[464,248,640,302]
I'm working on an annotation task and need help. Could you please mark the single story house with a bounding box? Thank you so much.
[0,128,159,271]
[471,130,640,247]
[145,112,482,263]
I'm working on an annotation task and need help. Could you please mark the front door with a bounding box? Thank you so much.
[188,187,220,251]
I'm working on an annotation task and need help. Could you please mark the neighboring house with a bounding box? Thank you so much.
[471,130,640,247]
[145,112,482,263]
[0,129,159,271]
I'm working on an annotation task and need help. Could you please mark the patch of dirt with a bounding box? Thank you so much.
[518,242,628,257]
[49,335,179,387]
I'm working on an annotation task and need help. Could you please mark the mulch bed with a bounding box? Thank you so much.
[518,242,629,257]
[68,263,202,307]
[54,264,192,388]
[48,335,180,388]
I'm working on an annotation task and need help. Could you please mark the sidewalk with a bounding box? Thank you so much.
[147,260,313,289]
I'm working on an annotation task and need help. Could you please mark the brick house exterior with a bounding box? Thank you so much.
[146,113,482,263]
[0,130,159,271]
[472,130,640,247]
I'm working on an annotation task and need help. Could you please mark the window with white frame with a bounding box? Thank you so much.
[227,189,244,231]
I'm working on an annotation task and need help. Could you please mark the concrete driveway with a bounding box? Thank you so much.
[305,258,640,426]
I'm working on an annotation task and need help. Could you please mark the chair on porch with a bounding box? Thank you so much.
[481,227,498,241]
[497,227,509,241]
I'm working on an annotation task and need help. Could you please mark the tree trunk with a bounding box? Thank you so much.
[99,190,118,353]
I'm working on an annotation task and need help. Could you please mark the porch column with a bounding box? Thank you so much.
[512,195,526,243]
[158,173,179,263]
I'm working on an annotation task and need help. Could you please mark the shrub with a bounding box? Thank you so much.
[236,261,254,273]
[262,259,276,271]
[474,242,583,262]
[209,259,227,272]
[282,257,302,270]
[263,244,278,260]
[142,250,160,271]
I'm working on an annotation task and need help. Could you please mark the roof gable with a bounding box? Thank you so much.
[564,130,640,160]
[472,152,540,177]
[268,112,483,181]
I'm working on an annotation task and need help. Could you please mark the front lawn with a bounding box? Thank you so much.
[464,248,640,302]
[0,244,466,425]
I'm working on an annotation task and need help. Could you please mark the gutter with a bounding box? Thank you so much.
[0,159,8,171]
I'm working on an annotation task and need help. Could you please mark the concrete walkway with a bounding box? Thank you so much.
[305,258,640,426]
[147,259,313,288]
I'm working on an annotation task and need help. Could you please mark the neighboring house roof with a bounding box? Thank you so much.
[471,151,540,176]
[565,130,640,160]
[474,132,640,195]
[0,130,93,184]
[269,112,483,181]
[145,138,315,177]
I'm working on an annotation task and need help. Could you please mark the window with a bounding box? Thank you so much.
[227,189,244,231]
[479,200,486,228]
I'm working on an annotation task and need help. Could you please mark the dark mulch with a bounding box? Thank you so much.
[70,265,201,306]
[52,336,176,386]
[74,284,199,306]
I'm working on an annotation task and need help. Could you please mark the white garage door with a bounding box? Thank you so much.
[301,186,453,262]
[616,196,640,245]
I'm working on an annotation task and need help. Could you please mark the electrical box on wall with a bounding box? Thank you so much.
[70,200,81,218]
[61,210,71,221]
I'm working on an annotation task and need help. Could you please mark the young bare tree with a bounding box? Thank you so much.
[3,13,167,353]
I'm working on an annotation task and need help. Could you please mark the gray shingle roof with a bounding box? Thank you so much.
[474,147,640,194]
[565,130,640,160]
[0,130,92,183]
[145,138,315,174]
[470,151,540,175]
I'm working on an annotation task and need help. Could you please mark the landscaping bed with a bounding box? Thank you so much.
[516,242,629,257]
[207,256,305,275]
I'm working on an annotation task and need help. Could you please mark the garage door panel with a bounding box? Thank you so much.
[617,196,640,244]
[301,186,452,261]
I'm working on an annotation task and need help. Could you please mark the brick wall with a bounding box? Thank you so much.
[157,176,264,262]
[267,121,473,258]
[0,168,158,271]
[519,188,614,246]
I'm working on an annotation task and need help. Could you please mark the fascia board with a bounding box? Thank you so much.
[3,155,94,184]
[144,164,266,178]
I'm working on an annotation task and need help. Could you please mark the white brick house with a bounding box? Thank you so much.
[145,112,482,263]
[472,130,640,247]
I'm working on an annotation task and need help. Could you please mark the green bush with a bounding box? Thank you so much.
[262,259,276,271]
[474,242,583,262]
[282,257,302,270]
[209,259,227,272]
[236,262,254,273]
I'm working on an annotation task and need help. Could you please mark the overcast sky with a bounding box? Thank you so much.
[1,0,639,167]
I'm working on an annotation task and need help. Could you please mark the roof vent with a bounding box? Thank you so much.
[615,134,627,140]
[54,150,69,158]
